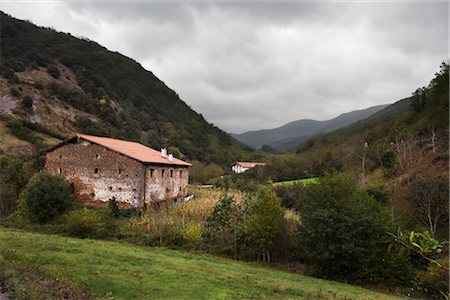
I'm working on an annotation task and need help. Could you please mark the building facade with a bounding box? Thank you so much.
[45,134,191,208]
[231,162,267,173]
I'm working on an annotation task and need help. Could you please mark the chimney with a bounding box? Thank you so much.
[168,153,174,161]
[161,147,167,158]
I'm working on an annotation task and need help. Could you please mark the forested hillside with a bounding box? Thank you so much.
[0,12,258,165]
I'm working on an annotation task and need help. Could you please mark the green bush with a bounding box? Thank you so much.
[414,258,449,299]
[65,208,101,238]
[297,173,388,280]
[183,223,202,250]
[19,171,73,223]
[108,197,120,218]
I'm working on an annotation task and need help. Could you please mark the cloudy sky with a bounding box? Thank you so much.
[1,1,447,133]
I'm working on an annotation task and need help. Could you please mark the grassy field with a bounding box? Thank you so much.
[0,228,400,299]
[272,177,319,187]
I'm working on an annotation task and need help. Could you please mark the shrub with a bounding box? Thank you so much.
[297,173,388,280]
[183,223,202,250]
[273,184,305,210]
[19,171,73,223]
[65,208,101,238]
[414,258,449,299]
[47,65,60,78]
[108,197,120,218]
[21,96,33,109]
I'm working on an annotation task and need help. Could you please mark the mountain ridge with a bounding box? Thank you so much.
[232,104,388,150]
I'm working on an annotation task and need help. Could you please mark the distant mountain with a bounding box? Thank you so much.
[0,12,258,166]
[232,105,388,150]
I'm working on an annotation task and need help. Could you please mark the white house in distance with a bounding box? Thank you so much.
[232,162,267,173]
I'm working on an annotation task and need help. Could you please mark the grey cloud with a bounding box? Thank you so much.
[0,1,447,133]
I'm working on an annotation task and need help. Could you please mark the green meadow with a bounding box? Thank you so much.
[0,228,399,299]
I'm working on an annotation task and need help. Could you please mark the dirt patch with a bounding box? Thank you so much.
[0,95,16,115]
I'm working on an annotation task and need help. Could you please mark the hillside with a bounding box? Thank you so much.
[0,228,399,299]
[0,12,259,166]
[232,104,387,150]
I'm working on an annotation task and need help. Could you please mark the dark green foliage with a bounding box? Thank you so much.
[243,187,284,262]
[0,12,258,167]
[47,65,60,78]
[414,258,449,299]
[410,87,427,113]
[297,173,388,280]
[108,197,120,218]
[22,95,33,109]
[204,194,239,256]
[20,171,73,223]
[381,149,396,170]
[273,184,305,210]
[365,185,388,205]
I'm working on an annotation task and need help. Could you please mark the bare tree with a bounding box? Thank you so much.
[407,177,449,236]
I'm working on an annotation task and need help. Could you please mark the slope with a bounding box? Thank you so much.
[0,12,258,166]
[0,228,399,299]
[232,104,387,150]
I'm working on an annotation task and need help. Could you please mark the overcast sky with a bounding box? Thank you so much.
[1,1,448,133]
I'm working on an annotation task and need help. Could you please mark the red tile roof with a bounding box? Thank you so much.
[65,134,191,166]
[233,162,267,168]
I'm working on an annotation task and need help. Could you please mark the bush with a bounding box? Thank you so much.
[21,96,33,109]
[65,208,101,238]
[273,184,305,210]
[47,65,60,78]
[297,173,388,280]
[108,197,120,218]
[19,171,73,223]
[414,258,449,299]
[183,223,202,250]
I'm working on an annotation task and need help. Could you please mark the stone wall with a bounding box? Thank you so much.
[46,141,144,208]
[46,140,190,208]
[144,165,189,203]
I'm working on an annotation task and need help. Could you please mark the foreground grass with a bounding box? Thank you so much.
[0,228,399,299]
[272,177,319,187]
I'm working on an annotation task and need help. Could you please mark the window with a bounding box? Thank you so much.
[94,168,98,174]
[59,155,63,159]
[150,169,155,177]
[179,187,182,192]
[96,154,100,159]
[57,168,62,174]
[118,187,122,192]
[109,186,113,191]
[180,170,183,177]
[166,188,170,193]
[170,170,173,178]
[161,169,165,178]
[133,188,137,191]
[118,169,122,175]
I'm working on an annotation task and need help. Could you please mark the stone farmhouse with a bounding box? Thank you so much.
[231,161,267,173]
[45,134,191,208]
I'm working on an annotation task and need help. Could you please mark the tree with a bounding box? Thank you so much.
[406,177,449,236]
[297,173,388,279]
[204,193,239,257]
[243,187,284,262]
[47,65,60,78]
[20,171,73,223]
